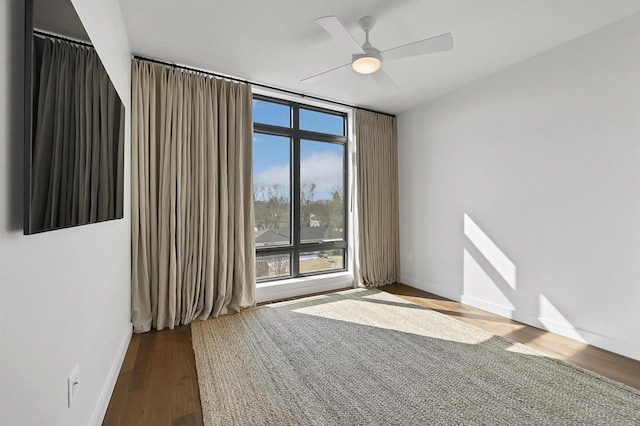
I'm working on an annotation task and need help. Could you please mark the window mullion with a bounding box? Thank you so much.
[342,142,349,271]
[292,104,301,277]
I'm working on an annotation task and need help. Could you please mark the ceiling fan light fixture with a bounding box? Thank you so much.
[303,15,453,91]
[352,53,381,74]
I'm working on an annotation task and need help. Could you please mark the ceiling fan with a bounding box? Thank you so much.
[302,15,453,91]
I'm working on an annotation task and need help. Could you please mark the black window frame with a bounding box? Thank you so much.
[253,94,349,282]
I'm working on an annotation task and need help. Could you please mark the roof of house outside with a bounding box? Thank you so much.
[255,225,328,245]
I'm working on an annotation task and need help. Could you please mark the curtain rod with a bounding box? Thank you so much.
[33,29,93,49]
[133,54,396,118]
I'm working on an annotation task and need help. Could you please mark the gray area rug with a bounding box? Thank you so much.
[191,288,640,425]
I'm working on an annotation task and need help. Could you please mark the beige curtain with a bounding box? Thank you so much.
[131,59,255,333]
[31,37,124,233]
[355,109,400,286]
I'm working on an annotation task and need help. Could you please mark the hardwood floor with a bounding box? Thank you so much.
[102,325,203,426]
[383,284,640,389]
[103,283,640,425]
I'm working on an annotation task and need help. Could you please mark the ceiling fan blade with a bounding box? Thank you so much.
[316,16,365,54]
[382,33,453,61]
[370,68,399,92]
[301,62,352,84]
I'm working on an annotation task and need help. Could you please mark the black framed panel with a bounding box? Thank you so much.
[24,2,125,235]
[253,95,349,282]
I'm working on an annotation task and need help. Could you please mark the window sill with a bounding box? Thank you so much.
[256,271,353,304]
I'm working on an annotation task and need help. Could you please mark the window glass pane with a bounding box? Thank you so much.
[253,133,291,247]
[300,140,345,243]
[299,108,344,136]
[300,249,344,274]
[256,254,291,280]
[253,99,291,127]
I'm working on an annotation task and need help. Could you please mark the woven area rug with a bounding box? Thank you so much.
[191,288,640,425]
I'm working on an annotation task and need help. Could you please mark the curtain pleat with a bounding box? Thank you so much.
[355,109,400,286]
[131,59,256,333]
[30,37,123,232]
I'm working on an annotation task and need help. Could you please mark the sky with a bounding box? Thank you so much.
[253,100,345,200]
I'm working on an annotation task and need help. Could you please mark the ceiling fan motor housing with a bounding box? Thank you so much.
[352,16,382,74]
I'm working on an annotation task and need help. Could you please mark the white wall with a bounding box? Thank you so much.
[0,1,132,425]
[398,13,640,360]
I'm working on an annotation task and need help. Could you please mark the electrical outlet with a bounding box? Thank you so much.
[407,252,413,262]
[67,365,80,407]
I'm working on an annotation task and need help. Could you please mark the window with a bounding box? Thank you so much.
[253,95,348,281]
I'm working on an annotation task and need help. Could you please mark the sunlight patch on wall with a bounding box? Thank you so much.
[538,294,584,341]
[463,249,515,311]
[464,214,517,289]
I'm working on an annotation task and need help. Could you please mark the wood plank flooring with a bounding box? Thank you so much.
[103,283,640,425]
[383,284,640,389]
[102,325,203,426]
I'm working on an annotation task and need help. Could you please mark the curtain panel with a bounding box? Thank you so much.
[355,109,400,286]
[31,37,124,232]
[131,59,255,333]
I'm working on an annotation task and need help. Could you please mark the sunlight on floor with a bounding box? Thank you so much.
[285,290,495,345]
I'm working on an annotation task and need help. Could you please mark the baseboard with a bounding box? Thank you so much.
[400,275,461,302]
[514,309,639,361]
[256,272,353,303]
[460,295,516,319]
[461,295,640,361]
[91,322,133,426]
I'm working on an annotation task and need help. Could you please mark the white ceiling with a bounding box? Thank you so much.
[120,0,640,114]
